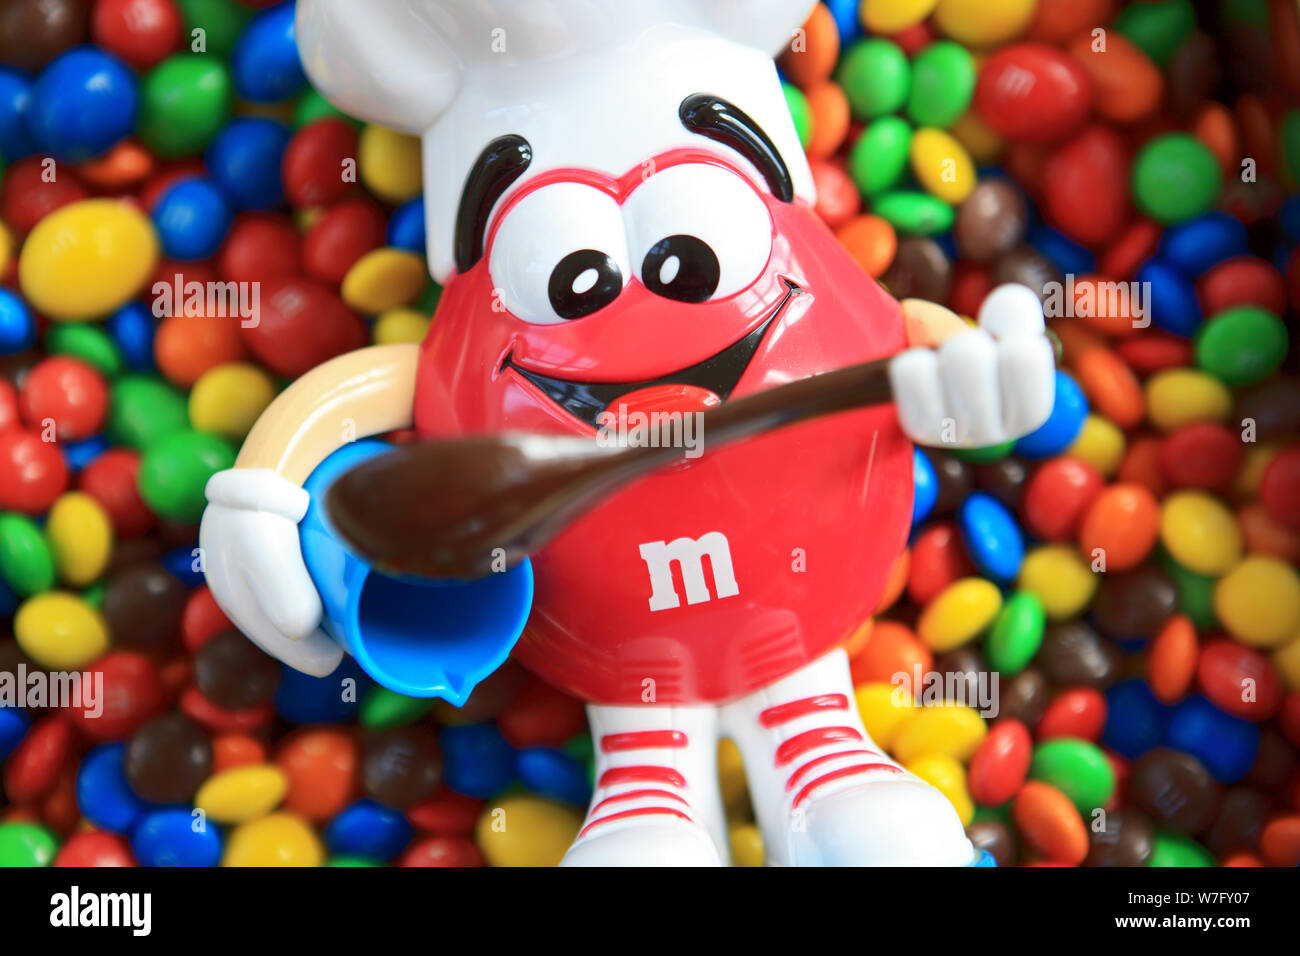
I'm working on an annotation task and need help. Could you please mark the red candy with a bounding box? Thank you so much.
[0,379,19,432]
[906,521,977,605]
[405,787,485,836]
[239,275,366,378]
[180,585,233,654]
[18,356,109,441]
[496,674,587,748]
[1021,456,1103,542]
[301,199,388,285]
[1040,125,1131,245]
[64,651,165,742]
[91,0,183,71]
[0,427,69,514]
[1197,640,1285,722]
[1114,333,1194,375]
[975,44,1095,144]
[969,718,1032,806]
[76,447,157,538]
[1158,423,1245,492]
[1198,256,1288,316]
[399,835,485,867]
[809,158,860,229]
[3,715,73,804]
[218,213,302,284]
[53,831,137,867]
[1037,688,1107,742]
[1260,446,1300,533]
[1,158,89,235]
[282,118,361,208]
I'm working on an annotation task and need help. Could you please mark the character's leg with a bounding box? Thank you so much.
[560,702,727,867]
[720,649,975,866]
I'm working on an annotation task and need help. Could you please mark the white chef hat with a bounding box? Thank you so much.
[296,0,818,284]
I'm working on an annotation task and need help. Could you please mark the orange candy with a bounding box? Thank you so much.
[1069,275,1143,338]
[804,81,850,159]
[275,728,358,823]
[835,214,897,278]
[1238,503,1300,563]
[1072,346,1144,428]
[154,314,246,387]
[848,619,932,686]
[1077,482,1160,571]
[1013,780,1090,865]
[779,2,839,89]
[1026,0,1114,43]
[1192,102,1241,175]
[875,548,910,613]
[1116,435,1167,498]
[213,734,268,773]
[78,139,156,190]
[1147,615,1198,704]
[1047,317,1106,367]
[1068,34,1162,125]
[1260,816,1300,867]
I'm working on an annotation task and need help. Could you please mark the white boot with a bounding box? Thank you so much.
[560,703,727,866]
[720,649,976,866]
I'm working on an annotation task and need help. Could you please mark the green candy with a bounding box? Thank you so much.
[971,802,1012,825]
[0,513,56,597]
[359,685,435,728]
[783,83,812,149]
[294,88,354,128]
[836,38,910,119]
[1221,0,1270,27]
[873,190,954,236]
[1132,133,1221,224]
[82,580,106,609]
[985,591,1045,675]
[1195,306,1288,387]
[949,440,1016,464]
[136,54,233,158]
[1029,738,1116,816]
[906,42,974,129]
[107,376,190,451]
[0,823,58,867]
[1279,110,1300,202]
[1160,552,1218,631]
[175,0,252,58]
[414,280,443,314]
[850,117,912,196]
[44,324,124,379]
[326,856,381,867]
[1146,831,1214,867]
[1114,0,1196,67]
[138,429,236,523]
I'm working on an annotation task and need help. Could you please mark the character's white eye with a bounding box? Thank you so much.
[489,183,630,324]
[624,164,773,303]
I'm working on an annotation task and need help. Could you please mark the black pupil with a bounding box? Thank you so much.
[548,249,622,319]
[642,234,720,303]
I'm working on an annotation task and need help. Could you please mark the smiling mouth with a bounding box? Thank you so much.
[501,279,803,428]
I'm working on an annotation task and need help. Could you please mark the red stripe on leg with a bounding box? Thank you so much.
[758,694,849,727]
[773,726,863,766]
[589,788,689,816]
[579,806,692,838]
[598,765,687,788]
[784,749,878,792]
[600,730,688,752]
[792,764,903,807]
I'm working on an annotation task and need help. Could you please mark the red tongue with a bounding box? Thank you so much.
[607,384,722,418]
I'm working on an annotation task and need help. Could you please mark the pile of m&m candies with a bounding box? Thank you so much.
[0,0,1298,868]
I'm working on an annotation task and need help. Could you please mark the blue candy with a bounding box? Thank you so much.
[273,656,369,725]
[515,747,592,806]
[0,706,29,761]
[387,198,427,254]
[325,799,413,862]
[231,2,308,103]
[440,722,515,798]
[206,117,292,210]
[1136,259,1202,337]
[1158,211,1248,276]
[162,546,206,588]
[0,574,16,618]
[1028,225,1095,277]
[107,302,157,371]
[1164,695,1260,784]
[1102,679,1168,759]
[958,491,1024,583]
[1013,370,1084,459]
[0,288,35,354]
[27,47,137,161]
[76,744,149,834]
[130,808,223,867]
[912,447,938,526]
[1280,195,1300,244]
[824,0,864,44]
[152,178,234,260]
[0,67,35,163]
[61,435,110,473]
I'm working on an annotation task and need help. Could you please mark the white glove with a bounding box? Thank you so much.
[200,469,344,677]
[889,284,1056,449]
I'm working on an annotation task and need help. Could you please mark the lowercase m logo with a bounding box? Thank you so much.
[638,532,740,612]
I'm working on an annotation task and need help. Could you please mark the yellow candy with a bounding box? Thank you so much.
[933,0,1036,47]
[1214,557,1300,648]
[861,0,940,35]
[905,753,974,825]
[189,362,276,440]
[729,823,765,867]
[341,248,428,314]
[45,492,113,588]
[1018,545,1098,620]
[1160,491,1243,577]
[476,796,582,867]
[892,704,987,763]
[14,592,109,670]
[1235,442,1281,499]
[910,128,975,204]
[359,125,423,203]
[718,738,750,816]
[1273,633,1300,691]
[373,307,432,345]
[222,812,324,866]
[1067,414,1126,477]
[917,578,1002,651]
[855,681,916,750]
[0,219,12,275]
[949,109,1004,165]
[195,765,289,824]
[18,199,158,320]
[1145,368,1232,432]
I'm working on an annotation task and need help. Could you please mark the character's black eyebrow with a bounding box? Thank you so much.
[454,134,533,274]
[678,94,794,203]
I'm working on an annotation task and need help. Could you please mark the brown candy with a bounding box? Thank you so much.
[954,180,1029,263]
[194,631,281,710]
[362,727,443,809]
[125,714,213,804]
[933,646,988,706]
[967,819,1018,867]
[1166,32,1221,121]
[1235,376,1300,442]
[1085,809,1155,867]
[1037,620,1120,688]
[880,237,952,303]
[992,246,1061,305]
[1129,748,1222,836]
[997,667,1049,728]
[0,0,87,72]
[1203,788,1270,859]
[973,457,1028,511]
[1244,727,1295,789]
[101,562,190,652]
[1091,566,1178,641]
[925,450,973,518]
